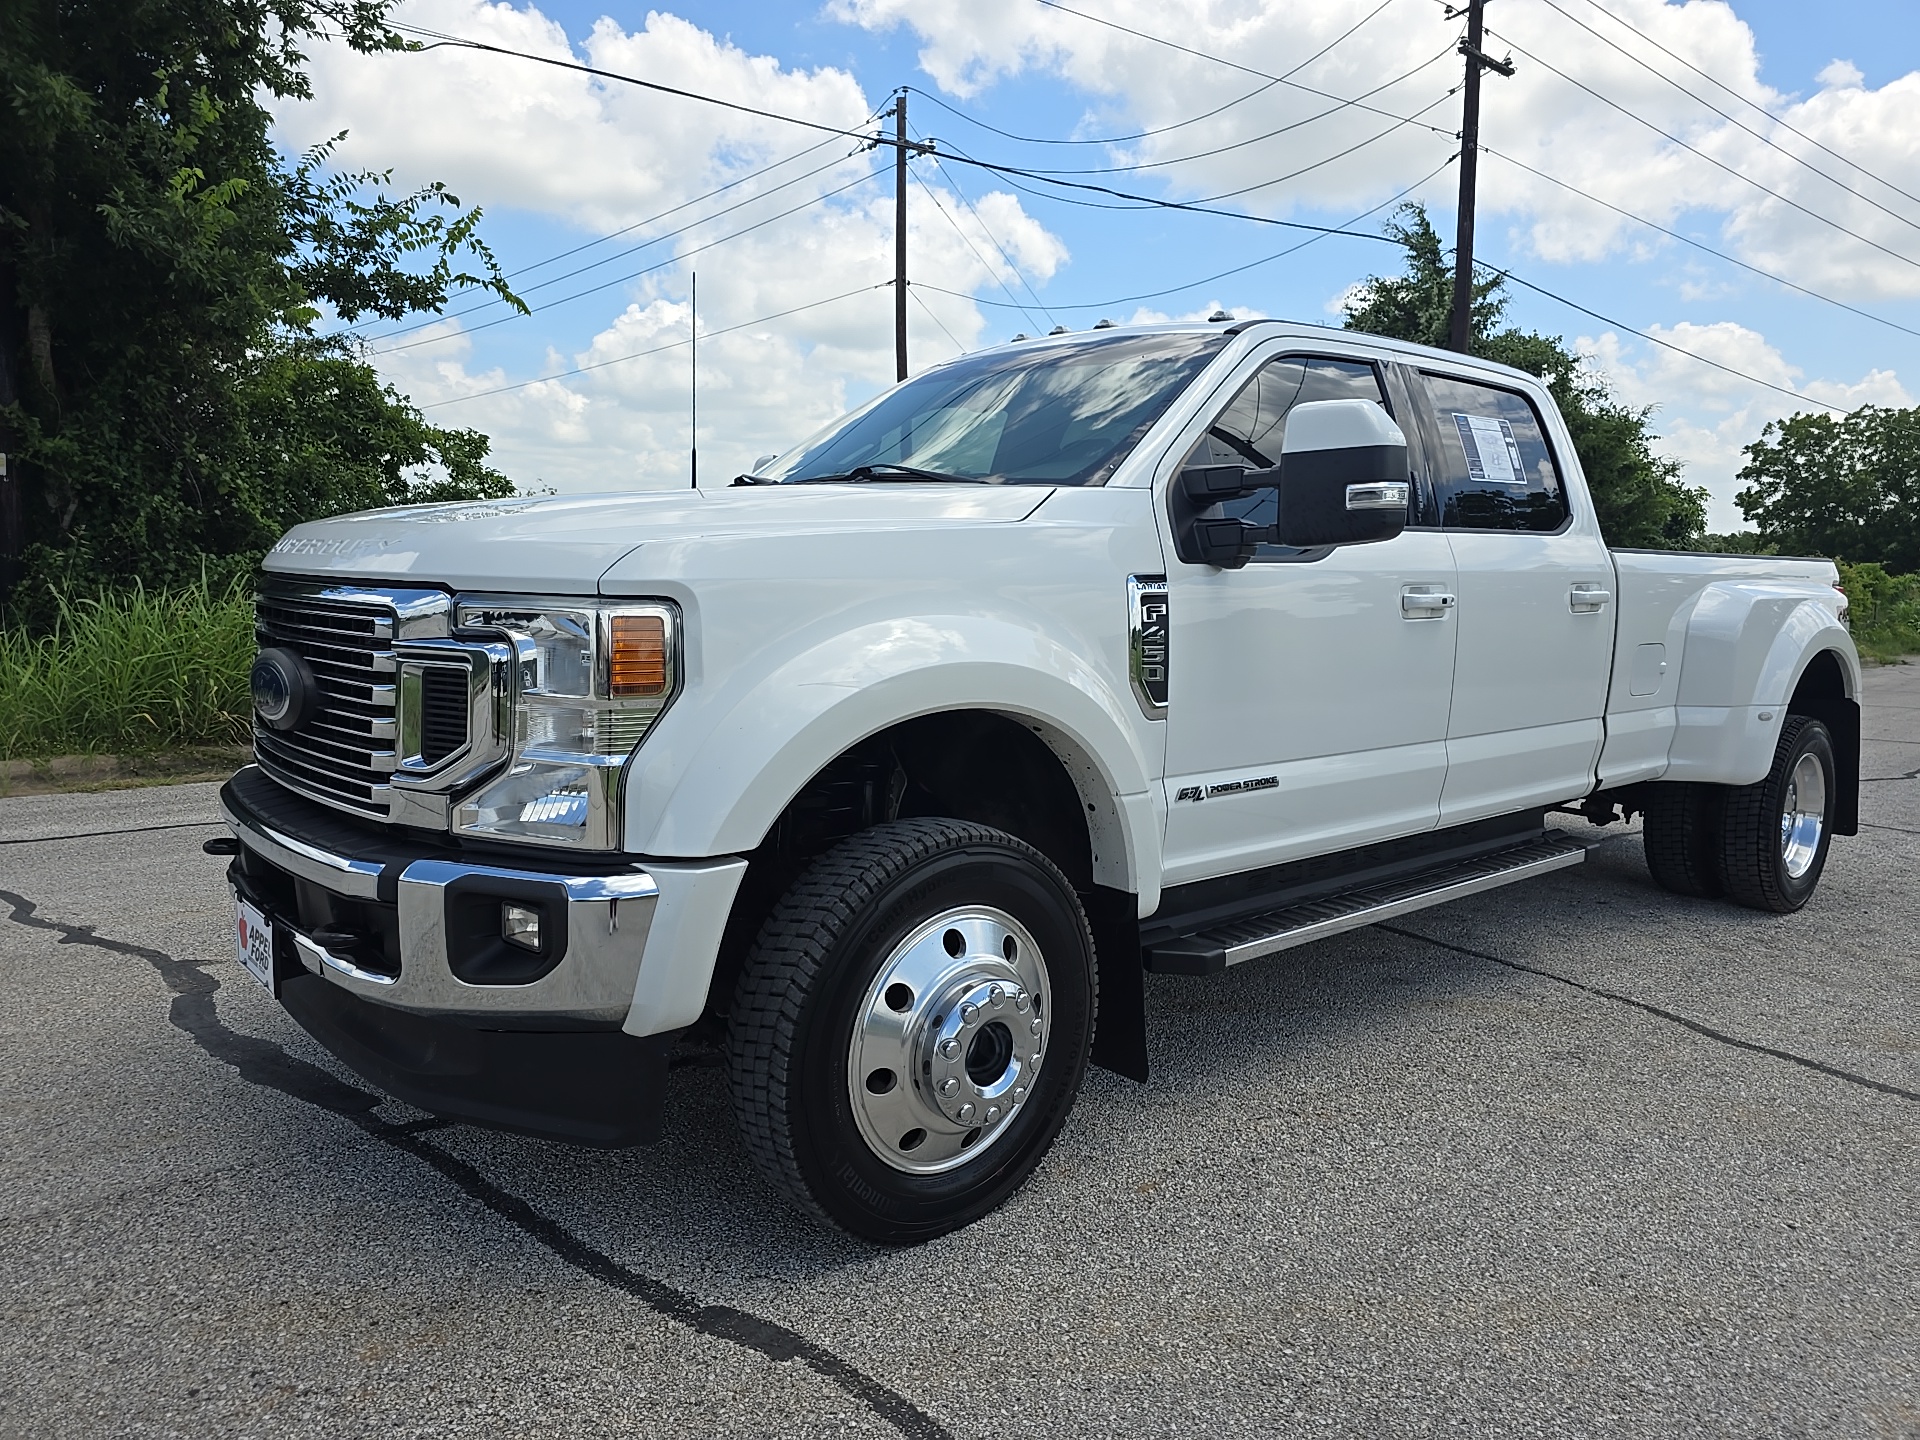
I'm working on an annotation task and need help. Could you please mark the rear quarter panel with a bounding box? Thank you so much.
[1602,550,1859,787]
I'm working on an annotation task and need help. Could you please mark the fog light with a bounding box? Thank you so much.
[501,902,543,952]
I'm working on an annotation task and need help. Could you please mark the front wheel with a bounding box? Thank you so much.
[1718,715,1836,913]
[727,819,1095,1243]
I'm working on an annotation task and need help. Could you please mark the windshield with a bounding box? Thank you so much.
[761,333,1227,486]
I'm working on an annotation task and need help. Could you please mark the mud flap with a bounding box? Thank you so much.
[1085,886,1148,1082]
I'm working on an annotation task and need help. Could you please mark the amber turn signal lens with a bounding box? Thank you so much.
[608,614,669,696]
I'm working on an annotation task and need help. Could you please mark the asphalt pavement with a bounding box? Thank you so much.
[2,666,1916,1438]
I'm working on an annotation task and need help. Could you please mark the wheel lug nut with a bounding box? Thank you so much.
[1014,992,1029,1013]
[1012,1086,1026,1104]
[961,1003,979,1027]
[939,1077,959,1097]
[957,1102,975,1122]
[1029,1017,1042,1035]
[989,985,1005,1008]
[986,1106,1001,1123]
[939,1038,959,1059]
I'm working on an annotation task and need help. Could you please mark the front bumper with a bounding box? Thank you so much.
[220,766,746,1144]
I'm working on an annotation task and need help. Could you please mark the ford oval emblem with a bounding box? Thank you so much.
[251,647,317,732]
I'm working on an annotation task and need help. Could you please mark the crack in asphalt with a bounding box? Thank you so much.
[1860,820,1920,837]
[0,886,950,1440]
[1379,922,1919,1103]
[0,819,222,847]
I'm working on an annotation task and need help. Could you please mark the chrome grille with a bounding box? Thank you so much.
[254,587,401,817]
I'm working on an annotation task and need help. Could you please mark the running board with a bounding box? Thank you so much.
[1145,833,1586,975]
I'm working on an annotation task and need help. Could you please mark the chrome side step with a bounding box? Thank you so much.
[1145,833,1586,975]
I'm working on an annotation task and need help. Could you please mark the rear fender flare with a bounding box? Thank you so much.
[1666,587,1859,788]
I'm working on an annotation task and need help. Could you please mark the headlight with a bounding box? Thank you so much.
[450,599,679,850]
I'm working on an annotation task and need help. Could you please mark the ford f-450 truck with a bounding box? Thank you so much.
[220,320,1860,1242]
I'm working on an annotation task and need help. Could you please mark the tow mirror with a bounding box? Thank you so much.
[1168,463,1279,569]
[1271,399,1410,549]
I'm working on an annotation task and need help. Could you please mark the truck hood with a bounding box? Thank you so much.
[263,485,1054,594]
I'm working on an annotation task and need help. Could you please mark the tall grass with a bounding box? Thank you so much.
[0,578,255,760]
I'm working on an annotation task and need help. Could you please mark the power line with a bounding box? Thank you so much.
[416,285,886,408]
[913,134,1057,325]
[1485,26,1920,276]
[504,131,858,282]
[1529,0,1920,241]
[908,285,967,353]
[902,0,1402,148]
[365,150,860,345]
[388,13,1850,422]
[373,167,886,355]
[919,151,1459,316]
[909,166,1045,332]
[1480,145,1920,342]
[1025,0,1458,133]
[1485,262,1846,414]
[1003,42,1456,179]
[391,24,1425,245]
[928,86,1457,222]
[1563,0,1920,213]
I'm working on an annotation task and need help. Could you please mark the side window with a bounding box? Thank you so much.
[1420,373,1569,532]
[1182,356,1392,558]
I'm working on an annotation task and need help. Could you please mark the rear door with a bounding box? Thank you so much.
[1407,368,1614,824]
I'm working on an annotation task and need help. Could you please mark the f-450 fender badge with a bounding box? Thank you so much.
[1176,775,1278,803]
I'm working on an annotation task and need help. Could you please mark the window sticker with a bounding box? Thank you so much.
[1451,413,1524,485]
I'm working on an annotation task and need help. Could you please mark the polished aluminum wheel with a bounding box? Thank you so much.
[848,906,1050,1175]
[1780,750,1828,879]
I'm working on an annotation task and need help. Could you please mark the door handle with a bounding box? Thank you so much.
[1569,583,1612,613]
[1401,588,1456,617]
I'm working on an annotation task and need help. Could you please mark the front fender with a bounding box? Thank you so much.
[1666,584,1859,786]
[621,615,1162,906]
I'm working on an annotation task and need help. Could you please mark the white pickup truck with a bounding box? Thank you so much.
[219,320,1861,1242]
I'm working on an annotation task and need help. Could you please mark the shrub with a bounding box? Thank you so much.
[1838,560,1920,664]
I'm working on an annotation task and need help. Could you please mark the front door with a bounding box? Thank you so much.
[1159,352,1459,889]
[1407,369,1615,824]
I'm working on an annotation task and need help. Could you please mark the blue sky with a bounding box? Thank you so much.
[278,0,1920,529]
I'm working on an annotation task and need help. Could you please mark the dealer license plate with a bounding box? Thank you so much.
[234,895,276,996]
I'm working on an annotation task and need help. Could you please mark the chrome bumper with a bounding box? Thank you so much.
[217,771,741,1029]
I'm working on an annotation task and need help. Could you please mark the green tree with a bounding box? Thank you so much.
[1344,204,1708,549]
[1735,405,1920,574]
[0,0,522,600]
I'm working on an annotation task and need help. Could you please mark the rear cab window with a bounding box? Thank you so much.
[1416,372,1569,532]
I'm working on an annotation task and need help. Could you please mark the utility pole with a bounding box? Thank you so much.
[1448,0,1514,354]
[893,91,909,382]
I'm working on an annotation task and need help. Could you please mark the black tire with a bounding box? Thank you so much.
[1641,781,1726,898]
[727,819,1096,1244]
[1719,715,1836,914]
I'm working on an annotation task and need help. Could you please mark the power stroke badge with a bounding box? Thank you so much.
[1175,774,1279,803]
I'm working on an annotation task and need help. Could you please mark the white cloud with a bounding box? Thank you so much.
[1576,322,1911,531]
[272,0,1070,493]
[1816,59,1865,91]
[837,0,1920,300]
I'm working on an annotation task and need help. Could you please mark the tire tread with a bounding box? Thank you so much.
[1720,714,1825,914]
[1642,782,1724,898]
[726,818,1084,1232]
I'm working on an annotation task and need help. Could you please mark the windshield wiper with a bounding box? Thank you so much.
[793,463,988,484]
[730,473,779,486]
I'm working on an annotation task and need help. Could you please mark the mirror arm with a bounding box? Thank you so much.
[1177,463,1280,505]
